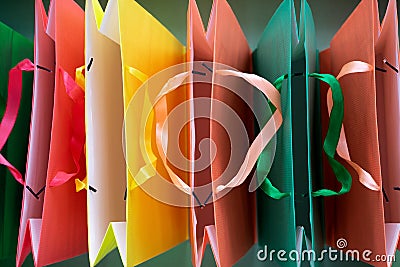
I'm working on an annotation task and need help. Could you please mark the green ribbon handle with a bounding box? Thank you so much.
[258,73,352,199]
[257,74,290,200]
[309,73,352,196]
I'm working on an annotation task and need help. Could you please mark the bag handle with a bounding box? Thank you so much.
[268,71,353,196]
[124,66,160,191]
[309,73,352,196]
[126,66,286,199]
[312,60,379,196]
[259,61,377,197]
[325,61,379,191]
[0,59,34,185]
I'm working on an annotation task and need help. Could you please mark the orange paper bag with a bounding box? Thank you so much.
[321,0,400,265]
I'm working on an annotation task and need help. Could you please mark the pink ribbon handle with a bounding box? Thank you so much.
[327,61,380,191]
[0,59,35,185]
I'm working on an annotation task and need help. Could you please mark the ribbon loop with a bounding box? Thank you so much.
[0,58,35,185]
[213,70,283,196]
[128,67,286,199]
[326,61,379,191]
[310,73,352,196]
[124,66,157,191]
[262,70,355,198]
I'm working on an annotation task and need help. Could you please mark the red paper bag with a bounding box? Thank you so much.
[17,0,87,266]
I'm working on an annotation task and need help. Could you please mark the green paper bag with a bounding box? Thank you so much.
[253,0,330,265]
[253,1,297,264]
[0,21,33,266]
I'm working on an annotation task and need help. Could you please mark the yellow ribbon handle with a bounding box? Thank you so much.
[125,66,159,190]
[73,65,88,192]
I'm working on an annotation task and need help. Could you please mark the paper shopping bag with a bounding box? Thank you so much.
[186,1,214,266]
[14,0,87,266]
[83,0,126,265]
[209,0,257,266]
[254,1,360,266]
[117,0,189,266]
[16,1,55,266]
[186,0,285,266]
[188,0,256,265]
[321,0,400,265]
[253,1,297,264]
[0,22,33,266]
[253,1,320,265]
